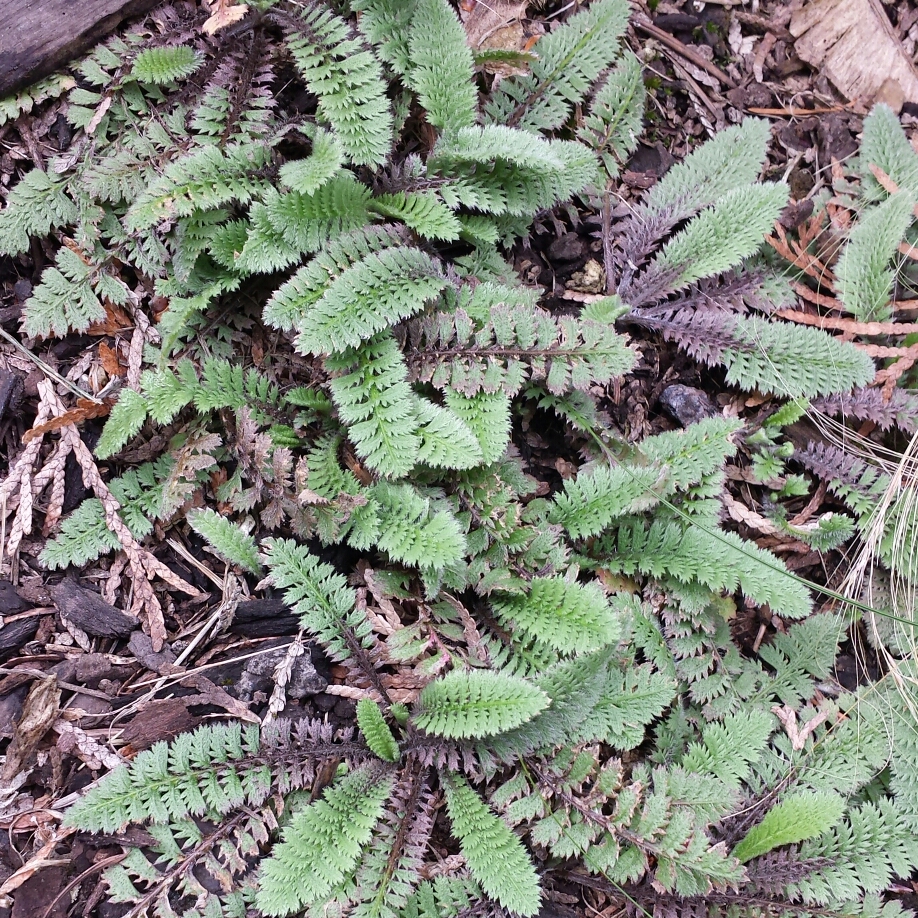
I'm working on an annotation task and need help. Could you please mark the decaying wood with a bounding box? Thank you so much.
[230,597,299,636]
[0,0,163,98]
[791,0,918,107]
[49,578,139,638]
[0,619,39,655]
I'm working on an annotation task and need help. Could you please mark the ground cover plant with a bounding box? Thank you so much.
[2,0,918,916]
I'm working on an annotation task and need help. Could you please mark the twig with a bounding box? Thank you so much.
[748,104,847,117]
[633,18,737,89]
[0,325,100,403]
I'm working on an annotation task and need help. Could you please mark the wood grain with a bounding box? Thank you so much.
[0,0,162,98]
[791,0,918,106]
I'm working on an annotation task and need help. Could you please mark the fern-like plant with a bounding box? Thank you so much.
[1,0,906,916]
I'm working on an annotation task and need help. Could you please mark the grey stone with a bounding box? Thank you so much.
[659,385,716,428]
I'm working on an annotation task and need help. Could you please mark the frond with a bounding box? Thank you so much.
[352,771,436,917]
[0,72,74,128]
[21,247,106,337]
[643,118,772,217]
[652,182,789,292]
[190,43,276,144]
[733,791,845,863]
[578,51,645,180]
[484,0,629,134]
[681,710,773,787]
[305,434,362,500]
[443,390,511,465]
[433,128,597,216]
[592,663,677,750]
[413,397,484,470]
[790,800,918,905]
[187,508,264,575]
[130,45,201,84]
[405,0,477,130]
[261,537,374,663]
[636,309,875,397]
[296,246,447,355]
[400,876,484,918]
[366,481,467,570]
[638,416,741,492]
[356,699,400,762]
[279,130,344,194]
[407,302,634,397]
[548,464,660,539]
[0,168,78,256]
[64,722,263,831]
[413,669,549,739]
[596,518,813,619]
[265,225,409,332]
[859,103,918,198]
[352,0,417,75]
[94,388,149,459]
[127,143,272,231]
[281,5,393,166]
[722,316,875,397]
[265,173,372,256]
[835,190,914,322]
[490,576,621,655]
[327,333,421,478]
[442,771,541,917]
[370,192,462,241]
[256,762,395,916]
[813,386,918,435]
[40,499,123,569]
[793,442,889,520]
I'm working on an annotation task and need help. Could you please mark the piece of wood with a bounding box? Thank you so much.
[0,0,163,98]
[790,0,918,108]
[230,597,299,637]
[49,578,139,638]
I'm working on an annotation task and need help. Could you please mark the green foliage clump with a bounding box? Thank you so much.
[3,0,909,916]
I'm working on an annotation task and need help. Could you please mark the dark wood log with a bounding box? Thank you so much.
[49,578,139,638]
[229,597,299,637]
[0,619,39,655]
[0,0,163,98]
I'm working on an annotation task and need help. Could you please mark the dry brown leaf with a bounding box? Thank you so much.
[461,0,533,76]
[86,95,112,135]
[722,492,781,536]
[1,677,60,782]
[773,704,830,751]
[203,0,249,35]
[0,827,76,897]
[97,342,125,377]
[86,301,133,336]
[22,399,112,443]
[791,0,918,107]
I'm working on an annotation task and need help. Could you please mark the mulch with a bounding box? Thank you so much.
[1,0,917,915]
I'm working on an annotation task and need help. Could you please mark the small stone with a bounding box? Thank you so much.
[334,697,356,719]
[659,385,717,428]
[548,232,585,264]
[235,645,327,701]
[567,259,606,294]
[13,279,32,302]
[313,692,337,712]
